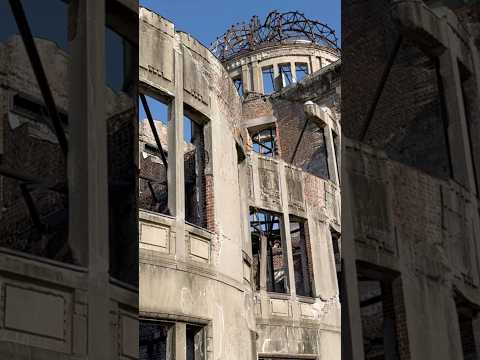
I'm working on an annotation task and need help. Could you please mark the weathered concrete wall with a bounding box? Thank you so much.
[139,7,341,360]
[0,1,139,358]
[139,7,255,359]
[235,45,341,358]
[344,138,480,359]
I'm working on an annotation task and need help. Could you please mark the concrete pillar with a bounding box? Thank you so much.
[260,234,268,292]
[251,61,261,93]
[278,163,296,298]
[466,24,480,195]
[241,64,250,93]
[439,47,477,194]
[291,61,297,83]
[171,43,185,259]
[69,0,110,358]
[341,140,366,360]
[273,63,281,91]
[325,125,340,186]
[175,322,187,360]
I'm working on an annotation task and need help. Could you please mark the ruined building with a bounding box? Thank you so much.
[343,0,480,359]
[0,0,138,358]
[139,7,341,360]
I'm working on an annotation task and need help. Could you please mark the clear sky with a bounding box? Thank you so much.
[139,0,341,49]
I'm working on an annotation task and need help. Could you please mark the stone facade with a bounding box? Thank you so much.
[139,7,341,360]
[0,1,138,358]
[343,1,480,359]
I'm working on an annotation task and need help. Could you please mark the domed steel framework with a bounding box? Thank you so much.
[210,10,339,62]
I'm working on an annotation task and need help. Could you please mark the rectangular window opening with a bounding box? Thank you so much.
[303,123,330,180]
[290,216,313,297]
[295,63,309,82]
[358,266,403,360]
[138,94,169,216]
[251,127,277,158]
[456,295,479,360]
[233,77,243,97]
[262,66,275,95]
[0,0,72,264]
[331,230,341,293]
[184,112,207,228]
[106,14,138,286]
[250,208,289,294]
[279,63,293,87]
[140,321,174,360]
[186,324,206,360]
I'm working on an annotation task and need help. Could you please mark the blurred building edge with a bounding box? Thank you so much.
[0,0,139,359]
[139,7,341,360]
[342,0,480,359]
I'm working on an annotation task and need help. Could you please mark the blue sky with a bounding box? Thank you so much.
[139,0,340,49]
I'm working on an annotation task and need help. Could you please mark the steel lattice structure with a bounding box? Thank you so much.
[210,10,339,62]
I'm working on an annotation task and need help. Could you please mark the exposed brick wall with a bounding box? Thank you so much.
[205,174,215,232]
[344,0,452,178]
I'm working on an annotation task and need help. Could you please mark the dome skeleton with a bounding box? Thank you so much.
[210,10,339,62]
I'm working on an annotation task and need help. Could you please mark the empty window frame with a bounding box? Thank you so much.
[262,66,275,95]
[233,77,243,97]
[184,113,207,228]
[290,216,313,297]
[106,27,136,94]
[186,324,206,360]
[279,63,293,87]
[140,321,206,360]
[358,266,405,360]
[308,124,330,180]
[331,230,341,291]
[456,294,479,360]
[295,63,309,82]
[140,321,174,360]
[0,0,72,263]
[106,4,138,285]
[138,94,169,215]
[251,127,277,157]
[250,209,289,294]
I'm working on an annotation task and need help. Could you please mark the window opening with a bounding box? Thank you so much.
[186,324,206,360]
[252,127,276,157]
[250,208,288,293]
[279,63,293,87]
[138,94,169,215]
[233,77,243,97]
[140,321,174,360]
[184,113,206,228]
[290,216,313,297]
[295,63,309,82]
[262,66,275,95]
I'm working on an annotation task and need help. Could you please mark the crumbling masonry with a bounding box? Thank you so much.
[139,7,341,360]
[342,1,480,359]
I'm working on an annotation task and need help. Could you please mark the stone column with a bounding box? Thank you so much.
[278,163,296,298]
[341,139,366,359]
[439,47,477,194]
[325,125,340,186]
[175,322,187,360]
[241,64,250,93]
[170,42,185,259]
[291,61,297,83]
[251,61,261,93]
[69,0,110,358]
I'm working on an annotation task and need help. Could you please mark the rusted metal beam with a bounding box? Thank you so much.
[360,34,403,141]
[140,94,168,170]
